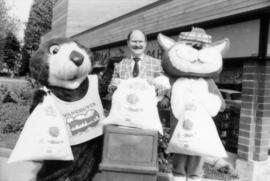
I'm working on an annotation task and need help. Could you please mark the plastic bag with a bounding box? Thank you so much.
[103,78,163,134]
[153,75,171,101]
[167,97,227,158]
[8,93,73,163]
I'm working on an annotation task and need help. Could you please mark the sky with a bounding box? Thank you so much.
[4,0,33,41]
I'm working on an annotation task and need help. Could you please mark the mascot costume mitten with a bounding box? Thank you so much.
[158,28,229,181]
[29,38,104,181]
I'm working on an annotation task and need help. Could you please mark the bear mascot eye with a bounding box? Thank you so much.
[49,44,60,54]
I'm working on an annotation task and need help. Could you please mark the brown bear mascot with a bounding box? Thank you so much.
[29,37,104,181]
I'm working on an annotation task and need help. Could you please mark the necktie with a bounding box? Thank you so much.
[133,57,140,77]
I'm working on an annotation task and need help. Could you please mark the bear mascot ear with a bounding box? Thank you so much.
[158,33,175,51]
[211,38,230,56]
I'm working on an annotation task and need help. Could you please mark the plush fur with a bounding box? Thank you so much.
[30,38,93,110]
[158,31,229,178]
[29,37,102,181]
[158,34,229,78]
[158,32,229,127]
[158,33,229,104]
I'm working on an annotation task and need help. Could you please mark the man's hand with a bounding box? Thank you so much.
[108,85,117,93]
[147,78,155,86]
[147,78,166,96]
[158,96,170,109]
[155,84,169,97]
[111,78,122,86]
[108,78,122,93]
[152,75,171,97]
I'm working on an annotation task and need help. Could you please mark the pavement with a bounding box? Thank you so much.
[0,147,41,181]
[0,147,224,181]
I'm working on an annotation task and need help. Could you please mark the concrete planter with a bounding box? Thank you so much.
[99,125,159,181]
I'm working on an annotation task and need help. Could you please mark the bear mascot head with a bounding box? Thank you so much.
[30,37,92,104]
[158,27,229,157]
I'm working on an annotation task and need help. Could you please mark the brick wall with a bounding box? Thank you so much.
[238,60,270,161]
[255,60,270,161]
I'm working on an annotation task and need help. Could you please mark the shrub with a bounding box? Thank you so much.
[25,74,39,89]
[0,85,20,103]
[0,103,30,133]
[1,120,23,133]
[0,84,8,101]
[2,91,18,103]
[158,126,173,173]
[0,78,35,148]
[0,80,34,105]
[12,85,34,105]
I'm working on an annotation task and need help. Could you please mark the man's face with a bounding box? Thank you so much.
[127,30,147,57]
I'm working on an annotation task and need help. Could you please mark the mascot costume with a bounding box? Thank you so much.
[158,28,229,181]
[11,38,105,181]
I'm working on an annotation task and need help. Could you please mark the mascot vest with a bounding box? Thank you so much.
[52,75,105,145]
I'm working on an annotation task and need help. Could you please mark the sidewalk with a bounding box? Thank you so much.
[157,172,223,181]
[0,147,223,181]
[0,147,41,181]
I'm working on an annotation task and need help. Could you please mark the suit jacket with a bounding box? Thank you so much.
[108,54,169,96]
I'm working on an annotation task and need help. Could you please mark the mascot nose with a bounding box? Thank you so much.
[70,50,84,66]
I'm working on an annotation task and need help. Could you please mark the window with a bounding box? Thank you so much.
[267,19,270,57]
[207,19,260,58]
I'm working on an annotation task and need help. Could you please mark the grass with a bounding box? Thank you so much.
[203,162,239,180]
[0,77,32,149]
[0,132,20,149]
[0,77,28,89]
[158,156,239,180]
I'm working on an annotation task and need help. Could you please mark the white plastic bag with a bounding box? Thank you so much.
[153,75,171,101]
[167,98,227,158]
[8,93,73,163]
[103,78,163,134]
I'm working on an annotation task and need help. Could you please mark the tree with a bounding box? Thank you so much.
[0,0,10,38]
[3,32,21,76]
[0,0,19,72]
[20,0,58,75]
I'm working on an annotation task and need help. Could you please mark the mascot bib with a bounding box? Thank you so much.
[53,75,105,145]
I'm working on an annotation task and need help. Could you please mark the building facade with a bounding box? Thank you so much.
[43,0,270,180]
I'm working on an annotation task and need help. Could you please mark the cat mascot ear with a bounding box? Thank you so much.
[211,38,230,56]
[158,33,175,51]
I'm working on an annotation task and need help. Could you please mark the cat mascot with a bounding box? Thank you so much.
[158,27,229,181]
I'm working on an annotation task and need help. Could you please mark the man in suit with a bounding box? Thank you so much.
[108,29,169,98]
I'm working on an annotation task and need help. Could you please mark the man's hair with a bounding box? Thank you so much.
[127,30,147,41]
